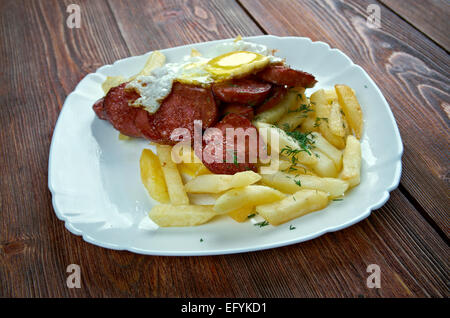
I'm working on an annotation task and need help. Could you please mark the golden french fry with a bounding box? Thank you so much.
[261,171,348,198]
[311,132,343,170]
[311,150,338,178]
[149,204,216,227]
[277,89,310,131]
[185,171,261,194]
[157,145,189,205]
[284,163,317,176]
[118,132,132,141]
[129,51,166,81]
[179,162,211,177]
[256,189,329,225]
[298,112,319,133]
[257,156,292,174]
[140,149,170,203]
[328,101,346,137]
[255,122,317,166]
[102,76,126,94]
[324,89,338,103]
[190,48,202,57]
[340,135,362,187]
[214,185,285,214]
[228,206,255,223]
[310,89,346,149]
[335,84,363,139]
[253,89,299,124]
[342,114,351,136]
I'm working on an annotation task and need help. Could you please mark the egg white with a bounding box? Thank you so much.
[127,40,282,114]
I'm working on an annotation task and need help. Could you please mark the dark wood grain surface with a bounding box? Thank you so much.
[0,0,448,298]
[379,0,450,52]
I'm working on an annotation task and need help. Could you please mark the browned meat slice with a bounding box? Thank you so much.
[93,97,108,120]
[200,113,260,175]
[135,82,219,144]
[256,85,288,114]
[102,83,144,138]
[257,65,317,88]
[221,103,254,121]
[211,79,271,105]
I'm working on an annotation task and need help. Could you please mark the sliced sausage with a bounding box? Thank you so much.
[201,113,259,175]
[103,83,144,138]
[256,85,288,114]
[212,78,271,105]
[93,97,108,120]
[221,103,254,121]
[257,65,317,88]
[136,82,219,144]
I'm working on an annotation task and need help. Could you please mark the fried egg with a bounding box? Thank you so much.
[127,39,283,114]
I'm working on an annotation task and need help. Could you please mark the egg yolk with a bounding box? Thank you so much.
[206,51,269,80]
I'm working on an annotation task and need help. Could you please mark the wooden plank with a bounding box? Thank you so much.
[240,0,450,236]
[0,0,448,298]
[107,0,263,55]
[2,190,448,297]
[380,0,450,51]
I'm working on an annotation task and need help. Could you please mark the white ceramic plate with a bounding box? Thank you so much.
[48,36,403,256]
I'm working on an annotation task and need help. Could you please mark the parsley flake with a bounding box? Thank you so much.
[254,221,269,228]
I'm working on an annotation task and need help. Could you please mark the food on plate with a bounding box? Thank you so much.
[340,135,362,188]
[310,132,343,170]
[335,84,363,139]
[257,65,317,88]
[260,172,349,198]
[228,206,255,222]
[221,103,254,120]
[157,144,189,205]
[256,190,328,225]
[276,89,310,131]
[310,89,346,149]
[185,170,261,194]
[256,86,288,114]
[254,88,302,124]
[140,149,170,203]
[92,37,365,227]
[211,78,272,104]
[149,204,216,227]
[214,185,285,214]
[201,113,260,174]
[254,121,317,166]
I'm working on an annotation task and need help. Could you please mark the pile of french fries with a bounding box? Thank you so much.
[140,84,363,227]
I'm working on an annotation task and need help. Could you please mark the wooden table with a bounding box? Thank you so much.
[1,0,448,298]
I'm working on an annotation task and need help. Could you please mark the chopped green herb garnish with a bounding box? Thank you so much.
[294,179,302,187]
[200,238,204,242]
[254,221,269,228]
[287,166,298,173]
[287,104,313,114]
[333,198,344,201]
[247,213,256,219]
[283,130,316,156]
[314,117,328,128]
[289,225,296,230]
